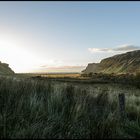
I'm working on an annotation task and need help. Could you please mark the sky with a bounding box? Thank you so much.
[0,1,140,73]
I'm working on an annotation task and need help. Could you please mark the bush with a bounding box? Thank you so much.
[134,72,140,88]
[135,72,140,80]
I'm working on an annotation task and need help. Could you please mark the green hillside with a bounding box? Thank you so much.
[82,50,140,74]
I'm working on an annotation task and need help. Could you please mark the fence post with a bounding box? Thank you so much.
[118,93,126,119]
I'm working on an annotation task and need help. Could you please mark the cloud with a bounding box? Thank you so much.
[114,44,140,51]
[88,44,140,53]
[35,65,86,73]
[40,65,85,70]
[40,65,85,69]
[40,59,64,68]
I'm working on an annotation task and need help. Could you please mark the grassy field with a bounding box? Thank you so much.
[14,73,81,78]
[0,74,140,138]
[41,73,80,78]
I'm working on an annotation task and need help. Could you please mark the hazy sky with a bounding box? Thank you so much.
[0,2,140,73]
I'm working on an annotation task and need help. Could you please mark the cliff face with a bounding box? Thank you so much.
[82,63,99,74]
[82,50,140,74]
[0,61,15,74]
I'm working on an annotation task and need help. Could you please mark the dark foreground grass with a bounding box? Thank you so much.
[0,77,140,139]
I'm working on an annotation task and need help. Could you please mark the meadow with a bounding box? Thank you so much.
[0,74,140,139]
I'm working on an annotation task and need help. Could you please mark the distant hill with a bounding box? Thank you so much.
[82,50,140,74]
[0,61,14,74]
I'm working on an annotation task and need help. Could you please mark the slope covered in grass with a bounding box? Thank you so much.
[83,50,140,74]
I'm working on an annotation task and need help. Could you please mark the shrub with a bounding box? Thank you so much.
[134,72,140,88]
[135,72,140,80]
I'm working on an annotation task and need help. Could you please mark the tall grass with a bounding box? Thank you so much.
[0,76,140,138]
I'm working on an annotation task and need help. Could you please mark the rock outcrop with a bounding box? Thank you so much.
[82,63,99,74]
[0,61,14,74]
[82,50,140,74]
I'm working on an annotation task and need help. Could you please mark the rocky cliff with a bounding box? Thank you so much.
[82,63,99,74]
[82,50,140,74]
[0,61,15,74]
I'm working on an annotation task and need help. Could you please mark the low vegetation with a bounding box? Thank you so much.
[81,72,140,88]
[0,76,140,139]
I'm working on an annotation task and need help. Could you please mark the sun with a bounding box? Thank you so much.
[0,35,41,73]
